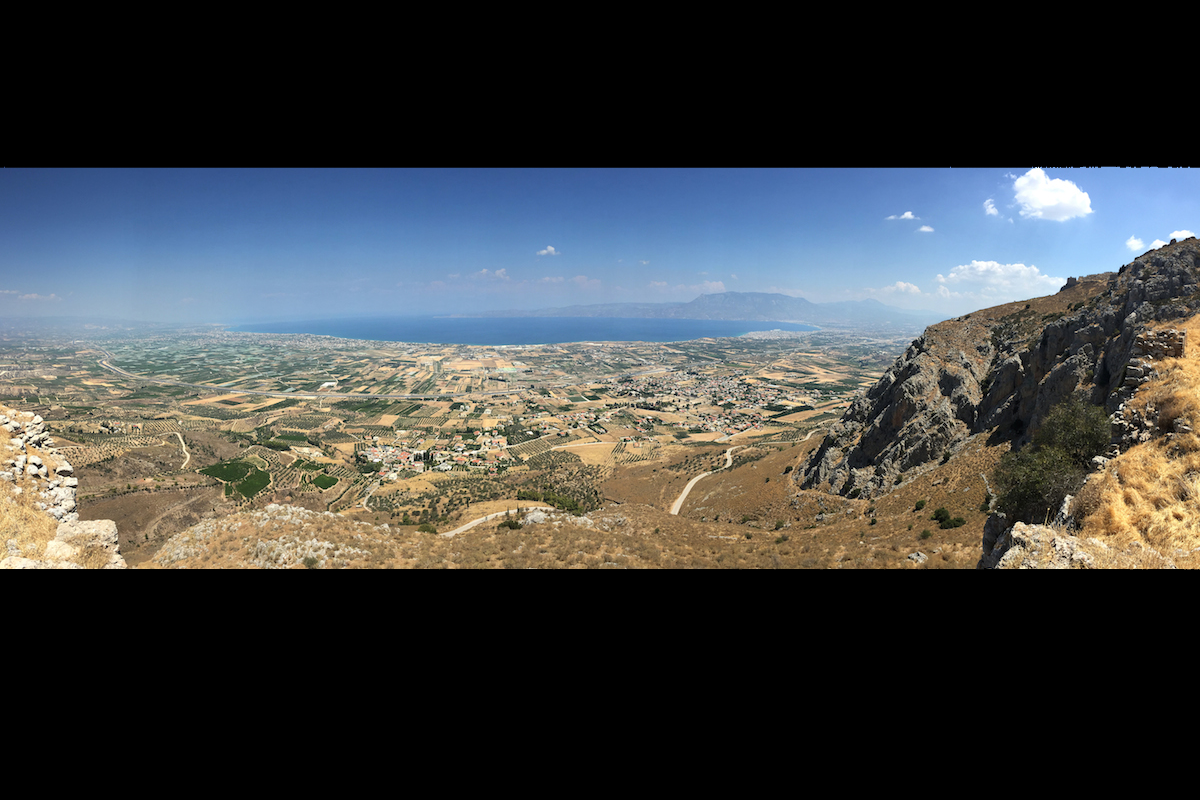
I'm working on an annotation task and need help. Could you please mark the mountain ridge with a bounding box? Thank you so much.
[470,291,941,328]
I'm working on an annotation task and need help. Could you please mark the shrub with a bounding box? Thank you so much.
[914,499,926,511]
[941,450,952,465]
[994,395,1110,523]
[774,520,784,530]
[303,556,319,569]
[418,522,437,534]
[920,529,932,539]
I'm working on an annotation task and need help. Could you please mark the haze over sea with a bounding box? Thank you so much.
[231,316,819,346]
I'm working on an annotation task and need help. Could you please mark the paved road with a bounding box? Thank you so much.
[670,446,741,515]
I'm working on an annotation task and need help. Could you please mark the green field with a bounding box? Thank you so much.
[236,468,271,498]
[200,460,252,482]
[313,474,338,490]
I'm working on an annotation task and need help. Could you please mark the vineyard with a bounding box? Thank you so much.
[611,440,660,465]
[184,405,248,420]
[56,435,169,467]
[508,432,581,460]
[274,414,336,430]
[355,425,394,439]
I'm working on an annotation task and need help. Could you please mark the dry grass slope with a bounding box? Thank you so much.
[1076,316,1200,565]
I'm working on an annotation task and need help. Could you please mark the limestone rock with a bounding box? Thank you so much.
[54,519,126,569]
[800,237,1200,501]
[0,556,84,569]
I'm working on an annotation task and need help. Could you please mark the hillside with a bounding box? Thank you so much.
[798,236,1200,567]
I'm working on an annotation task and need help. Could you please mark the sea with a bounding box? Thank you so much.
[230,316,819,346]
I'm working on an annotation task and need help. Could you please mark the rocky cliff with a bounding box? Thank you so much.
[799,237,1200,500]
[1,406,127,569]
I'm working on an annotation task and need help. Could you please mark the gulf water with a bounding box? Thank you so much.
[231,316,818,346]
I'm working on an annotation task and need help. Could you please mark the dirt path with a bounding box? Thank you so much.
[440,506,557,537]
[670,446,741,515]
[142,488,220,543]
[173,432,190,470]
[549,441,610,451]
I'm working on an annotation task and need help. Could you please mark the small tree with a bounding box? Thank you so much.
[994,395,1110,523]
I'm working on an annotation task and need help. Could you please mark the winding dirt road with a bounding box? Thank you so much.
[440,506,557,537]
[173,432,190,470]
[670,446,741,515]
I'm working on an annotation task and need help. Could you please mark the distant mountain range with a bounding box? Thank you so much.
[478,292,942,328]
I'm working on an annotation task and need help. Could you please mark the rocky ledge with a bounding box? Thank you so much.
[2,519,126,569]
[1,407,126,569]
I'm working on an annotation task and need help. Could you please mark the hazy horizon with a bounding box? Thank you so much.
[2,167,1196,325]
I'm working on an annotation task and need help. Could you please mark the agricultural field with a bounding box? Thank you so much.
[2,317,919,563]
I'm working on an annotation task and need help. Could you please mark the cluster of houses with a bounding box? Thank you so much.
[358,428,512,479]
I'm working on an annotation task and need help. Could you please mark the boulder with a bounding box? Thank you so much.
[54,519,126,569]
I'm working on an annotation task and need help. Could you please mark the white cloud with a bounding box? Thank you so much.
[1170,230,1196,240]
[537,245,560,256]
[1150,239,1169,250]
[639,260,649,265]
[984,199,999,216]
[885,281,921,294]
[573,275,600,289]
[1125,235,1144,252]
[730,273,738,280]
[649,281,667,288]
[20,293,60,301]
[917,225,934,233]
[885,211,919,220]
[540,276,564,283]
[494,269,508,280]
[1012,168,1093,221]
[0,289,18,295]
[939,260,1065,295]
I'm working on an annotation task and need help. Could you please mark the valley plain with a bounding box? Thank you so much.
[1,319,933,566]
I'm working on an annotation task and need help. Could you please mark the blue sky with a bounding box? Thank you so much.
[1,167,1196,324]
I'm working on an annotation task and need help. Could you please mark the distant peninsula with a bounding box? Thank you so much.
[467,291,942,329]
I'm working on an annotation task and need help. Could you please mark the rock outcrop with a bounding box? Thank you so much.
[800,237,1200,499]
[977,517,1179,569]
[0,405,126,569]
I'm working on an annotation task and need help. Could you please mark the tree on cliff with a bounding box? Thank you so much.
[994,396,1109,523]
